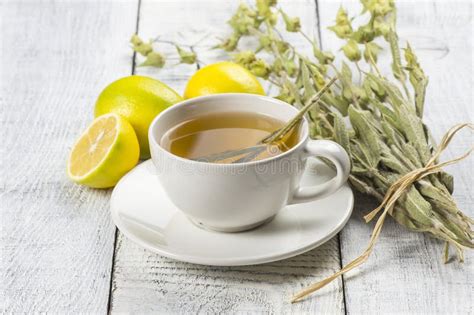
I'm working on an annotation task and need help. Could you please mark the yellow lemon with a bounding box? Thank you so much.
[67,113,139,188]
[95,75,182,159]
[184,61,265,99]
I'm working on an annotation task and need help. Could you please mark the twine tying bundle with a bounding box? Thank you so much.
[291,123,473,303]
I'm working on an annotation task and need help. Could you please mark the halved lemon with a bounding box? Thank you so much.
[67,113,140,188]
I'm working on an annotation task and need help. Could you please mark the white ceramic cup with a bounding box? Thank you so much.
[149,93,351,232]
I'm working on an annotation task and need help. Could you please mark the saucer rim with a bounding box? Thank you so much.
[110,160,354,266]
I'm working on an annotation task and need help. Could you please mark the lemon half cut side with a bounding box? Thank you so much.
[67,113,140,188]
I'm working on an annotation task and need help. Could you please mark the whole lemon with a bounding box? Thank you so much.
[95,75,182,159]
[184,61,265,99]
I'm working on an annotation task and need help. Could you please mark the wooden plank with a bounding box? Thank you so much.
[317,0,473,313]
[0,1,138,312]
[109,0,345,313]
[111,236,343,313]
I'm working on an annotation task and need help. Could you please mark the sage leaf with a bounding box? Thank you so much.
[349,106,381,168]
[401,186,434,227]
[401,142,424,168]
[397,104,431,164]
[387,30,406,83]
[417,180,457,212]
[375,100,401,130]
[300,60,316,104]
[391,207,420,231]
[349,176,375,195]
[352,165,367,174]
[369,74,404,108]
[381,120,403,147]
[333,114,351,155]
[341,61,352,81]
[389,144,418,170]
[364,42,382,63]
[439,172,454,194]
[404,43,428,117]
[432,211,473,248]
[328,95,350,116]
[381,155,409,174]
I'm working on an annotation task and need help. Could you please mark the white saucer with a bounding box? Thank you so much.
[110,159,353,266]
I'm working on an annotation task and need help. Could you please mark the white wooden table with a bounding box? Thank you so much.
[2,0,473,313]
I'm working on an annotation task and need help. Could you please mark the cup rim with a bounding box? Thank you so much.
[148,93,309,167]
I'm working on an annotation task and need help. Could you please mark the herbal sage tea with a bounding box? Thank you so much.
[160,111,299,163]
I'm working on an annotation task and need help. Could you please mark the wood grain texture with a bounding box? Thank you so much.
[109,1,344,313]
[111,235,343,314]
[318,0,473,313]
[2,0,472,313]
[0,0,137,312]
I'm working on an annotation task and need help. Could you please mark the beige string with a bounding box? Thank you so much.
[291,123,473,303]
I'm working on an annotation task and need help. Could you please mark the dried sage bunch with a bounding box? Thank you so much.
[132,0,473,302]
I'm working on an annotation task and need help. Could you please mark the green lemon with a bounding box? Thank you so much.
[95,75,183,158]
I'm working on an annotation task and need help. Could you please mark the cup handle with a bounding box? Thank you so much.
[289,140,351,205]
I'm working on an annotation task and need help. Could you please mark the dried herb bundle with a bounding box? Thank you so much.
[131,0,473,302]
